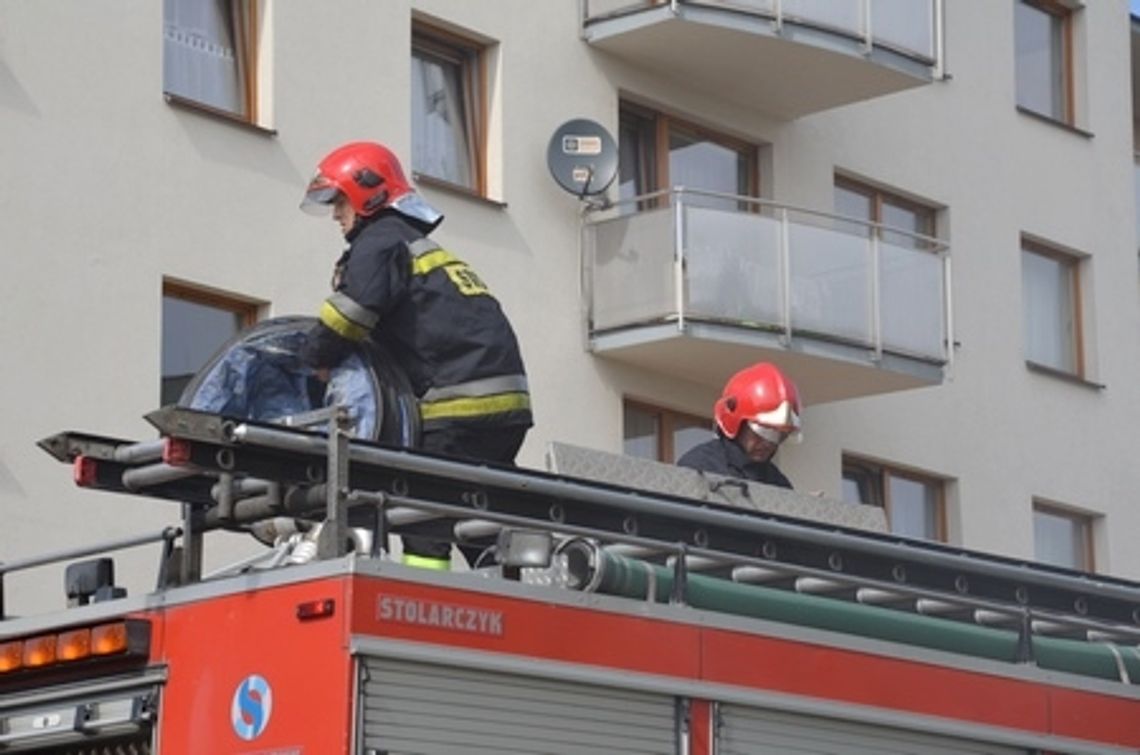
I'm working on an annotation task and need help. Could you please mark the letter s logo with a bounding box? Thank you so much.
[231,674,273,741]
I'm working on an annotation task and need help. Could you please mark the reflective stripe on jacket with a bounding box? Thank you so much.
[302,212,532,432]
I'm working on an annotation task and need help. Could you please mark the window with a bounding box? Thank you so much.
[618,103,757,211]
[1021,237,1083,376]
[411,25,485,194]
[1134,154,1140,253]
[842,456,946,541]
[163,0,261,122]
[1033,501,1094,571]
[1014,0,1074,124]
[623,401,708,463]
[834,176,936,249]
[161,280,260,406]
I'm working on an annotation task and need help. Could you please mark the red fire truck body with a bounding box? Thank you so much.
[6,558,1139,754]
[3,408,1139,754]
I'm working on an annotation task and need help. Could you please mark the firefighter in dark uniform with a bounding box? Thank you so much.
[299,141,532,569]
[677,363,800,489]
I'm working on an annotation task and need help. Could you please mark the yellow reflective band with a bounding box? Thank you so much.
[411,249,461,276]
[319,300,370,341]
[419,392,531,421]
[402,554,451,570]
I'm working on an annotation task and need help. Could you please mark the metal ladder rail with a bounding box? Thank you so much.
[38,407,1140,630]
[36,439,1140,646]
[137,406,1140,630]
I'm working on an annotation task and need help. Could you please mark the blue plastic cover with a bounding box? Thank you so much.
[179,319,381,440]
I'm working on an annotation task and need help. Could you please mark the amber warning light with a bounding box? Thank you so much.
[0,619,150,677]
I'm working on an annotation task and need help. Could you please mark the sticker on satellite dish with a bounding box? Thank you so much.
[562,135,603,156]
[547,119,618,197]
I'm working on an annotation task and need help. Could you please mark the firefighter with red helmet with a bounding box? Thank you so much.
[299,141,532,568]
[676,363,801,489]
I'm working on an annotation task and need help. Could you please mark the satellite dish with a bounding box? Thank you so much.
[546,118,618,198]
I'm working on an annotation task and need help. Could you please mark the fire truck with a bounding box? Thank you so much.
[2,402,1139,754]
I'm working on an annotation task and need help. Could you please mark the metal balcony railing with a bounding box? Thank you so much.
[581,0,944,76]
[582,188,952,366]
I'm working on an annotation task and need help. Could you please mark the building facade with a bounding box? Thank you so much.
[1,0,1138,616]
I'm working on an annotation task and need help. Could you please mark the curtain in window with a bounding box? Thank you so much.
[163,0,250,117]
[1034,509,1085,570]
[668,131,747,209]
[1014,1,1065,120]
[617,110,656,208]
[888,475,937,540]
[1021,250,1074,372]
[411,51,473,188]
[623,405,661,460]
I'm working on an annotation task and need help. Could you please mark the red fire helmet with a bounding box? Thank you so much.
[300,141,441,228]
[714,363,802,442]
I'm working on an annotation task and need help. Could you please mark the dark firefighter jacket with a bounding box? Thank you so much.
[676,434,792,489]
[299,211,532,433]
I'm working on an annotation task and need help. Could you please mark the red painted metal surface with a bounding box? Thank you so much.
[153,577,353,755]
[350,573,1140,751]
[123,569,1140,753]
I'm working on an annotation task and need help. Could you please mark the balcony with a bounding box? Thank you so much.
[582,189,952,404]
[581,0,943,118]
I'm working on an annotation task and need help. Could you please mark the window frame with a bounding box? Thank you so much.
[1032,500,1095,572]
[623,399,709,464]
[161,279,262,405]
[1014,0,1076,126]
[1020,236,1085,379]
[162,0,266,129]
[618,101,759,206]
[411,22,488,197]
[833,175,937,239]
[841,455,948,542]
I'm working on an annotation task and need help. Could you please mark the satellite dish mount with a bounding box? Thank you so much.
[546,119,618,206]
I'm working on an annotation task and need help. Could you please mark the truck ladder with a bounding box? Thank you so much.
[36,406,1140,644]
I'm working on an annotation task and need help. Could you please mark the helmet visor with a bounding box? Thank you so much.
[300,175,341,216]
[747,421,791,446]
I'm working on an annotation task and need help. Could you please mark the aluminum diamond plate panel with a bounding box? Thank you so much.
[545,442,887,533]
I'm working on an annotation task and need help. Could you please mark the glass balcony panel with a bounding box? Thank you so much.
[872,0,934,59]
[583,1,940,118]
[585,0,645,17]
[682,205,782,327]
[584,190,950,396]
[590,208,676,331]
[879,241,944,359]
[788,223,871,344]
[781,0,861,35]
[719,0,777,16]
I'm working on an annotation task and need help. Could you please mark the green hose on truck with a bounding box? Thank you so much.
[559,539,1140,683]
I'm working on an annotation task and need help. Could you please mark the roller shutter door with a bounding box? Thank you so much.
[358,656,676,754]
[719,705,1025,755]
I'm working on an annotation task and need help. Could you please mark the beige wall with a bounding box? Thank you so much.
[1,0,1137,616]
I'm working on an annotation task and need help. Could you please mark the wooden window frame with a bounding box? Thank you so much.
[411,23,488,197]
[834,175,937,239]
[1016,0,1076,126]
[623,399,708,464]
[618,101,759,203]
[163,0,263,127]
[1032,500,1094,572]
[1021,236,1085,379]
[162,279,261,327]
[842,455,948,542]
[161,279,263,406]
